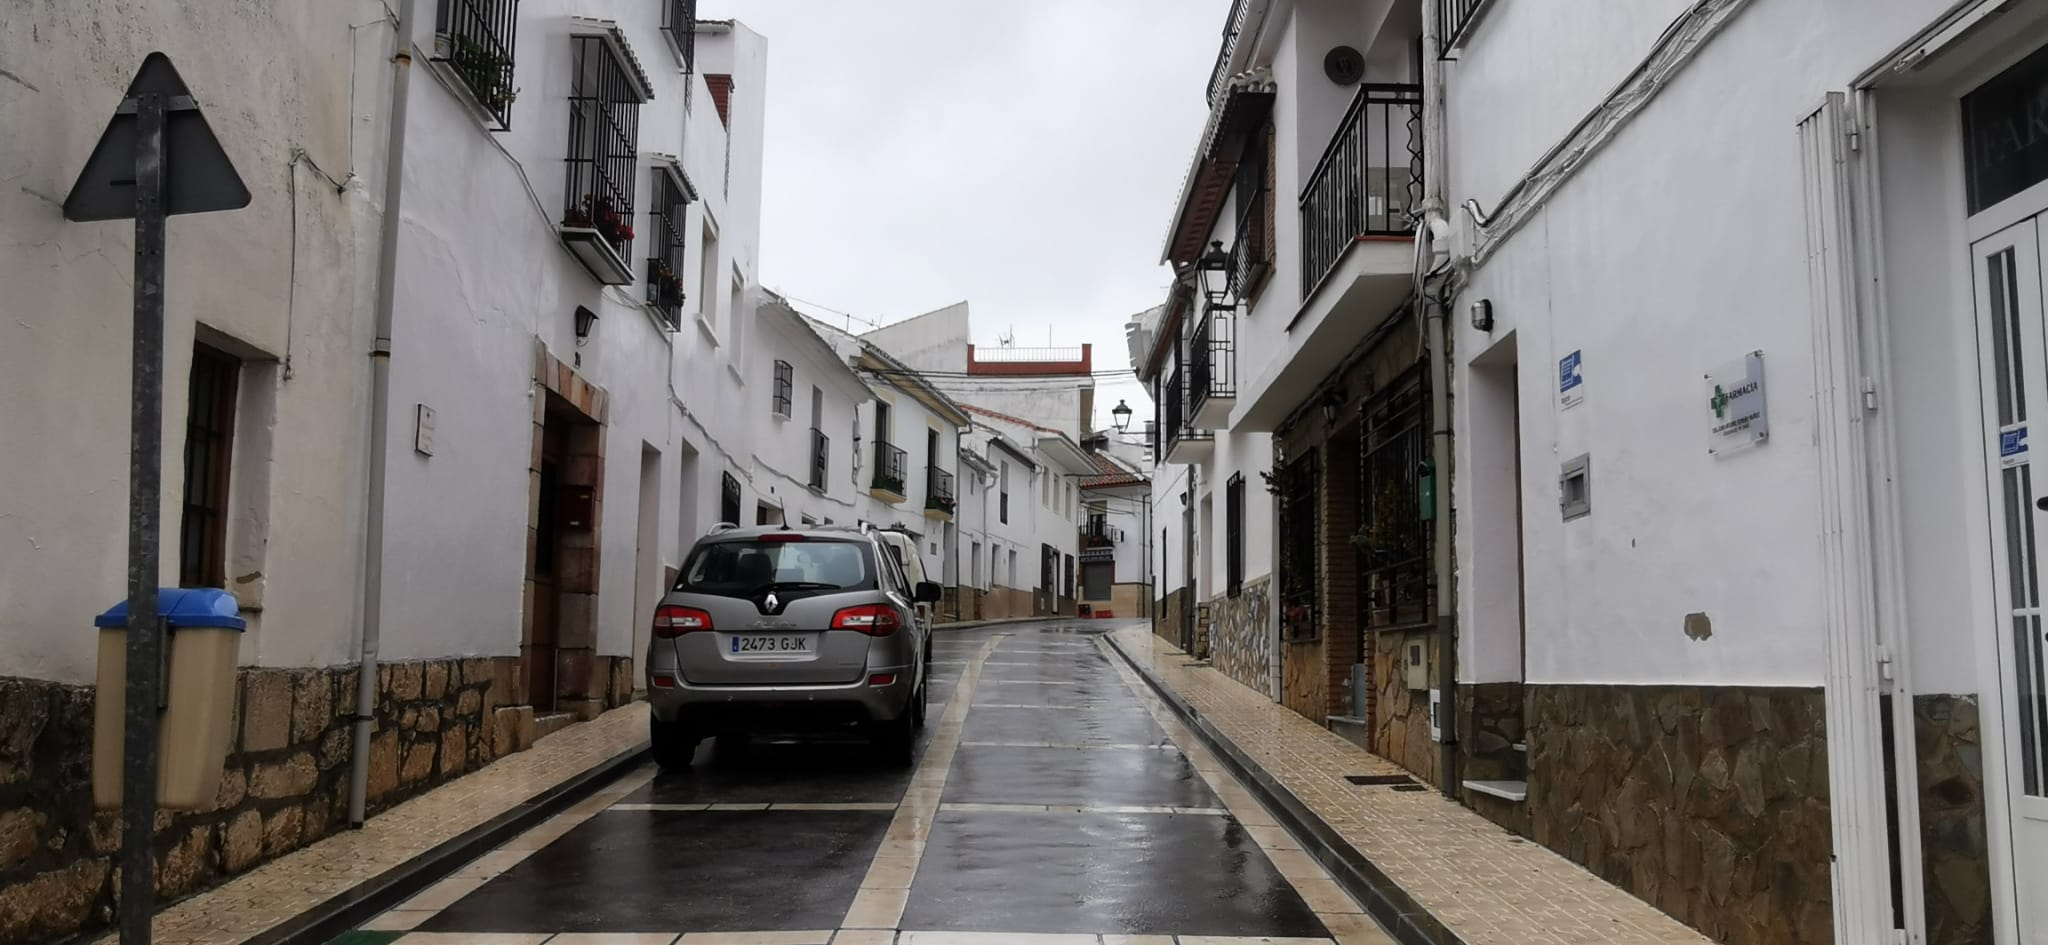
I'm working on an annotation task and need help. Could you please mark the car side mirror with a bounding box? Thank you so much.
[914,581,942,604]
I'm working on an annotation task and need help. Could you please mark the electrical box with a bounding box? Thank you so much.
[1403,632,1430,691]
[1428,688,1444,743]
[1560,453,1592,521]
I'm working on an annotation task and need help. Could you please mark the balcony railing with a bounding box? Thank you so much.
[435,0,521,129]
[561,35,643,285]
[1299,83,1424,297]
[1188,306,1235,418]
[662,0,699,74]
[645,168,688,328]
[926,467,957,514]
[1164,368,1212,455]
[1230,181,1269,300]
[809,429,829,491]
[1083,521,1122,547]
[1437,0,1496,56]
[872,442,908,496]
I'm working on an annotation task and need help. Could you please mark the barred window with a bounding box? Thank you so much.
[179,344,239,587]
[772,360,793,416]
[646,167,690,328]
[1226,473,1245,597]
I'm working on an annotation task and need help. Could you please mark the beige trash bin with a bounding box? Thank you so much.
[92,589,245,811]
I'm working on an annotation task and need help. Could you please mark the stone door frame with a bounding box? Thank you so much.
[525,341,610,720]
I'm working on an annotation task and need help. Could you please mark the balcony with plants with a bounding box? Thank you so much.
[870,442,908,504]
[926,466,957,520]
[558,33,647,286]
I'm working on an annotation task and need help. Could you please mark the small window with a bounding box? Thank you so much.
[719,471,742,527]
[772,360,793,417]
[180,344,240,587]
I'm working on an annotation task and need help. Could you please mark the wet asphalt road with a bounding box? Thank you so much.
[354,620,1385,944]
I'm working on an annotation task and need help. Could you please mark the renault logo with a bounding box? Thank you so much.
[764,592,780,612]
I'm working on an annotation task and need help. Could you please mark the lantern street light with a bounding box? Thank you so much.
[1196,239,1231,308]
[1111,399,1134,433]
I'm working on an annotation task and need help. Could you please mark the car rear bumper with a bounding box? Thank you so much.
[646,666,915,730]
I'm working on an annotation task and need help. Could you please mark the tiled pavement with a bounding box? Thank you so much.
[95,702,653,945]
[1102,626,1714,945]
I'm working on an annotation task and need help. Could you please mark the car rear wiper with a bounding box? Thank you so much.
[747,581,839,593]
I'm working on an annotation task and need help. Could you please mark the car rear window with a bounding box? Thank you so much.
[674,538,876,595]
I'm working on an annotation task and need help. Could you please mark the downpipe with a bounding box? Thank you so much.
[1418,0,1460,799]
[349,0,418,828]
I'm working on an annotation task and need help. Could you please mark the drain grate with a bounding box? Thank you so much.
[1344,774,1416,786]
[1391,784,1430,792]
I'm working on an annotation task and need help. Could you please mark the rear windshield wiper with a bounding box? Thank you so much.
[747,581,839,593]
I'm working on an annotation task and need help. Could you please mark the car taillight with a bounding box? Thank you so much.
[653,605,713,638]
[830,604,900,636]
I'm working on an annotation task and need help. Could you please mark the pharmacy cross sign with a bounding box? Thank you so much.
[1703,351,1769,456]
[1710,384,1733,419]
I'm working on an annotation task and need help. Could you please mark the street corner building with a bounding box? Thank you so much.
[0,2,856,942]
[1131,1,2048,944]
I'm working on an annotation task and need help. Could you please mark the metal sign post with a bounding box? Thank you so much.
[63,53,249,945]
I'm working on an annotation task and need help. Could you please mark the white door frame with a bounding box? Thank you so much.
[1967,215,2048,945]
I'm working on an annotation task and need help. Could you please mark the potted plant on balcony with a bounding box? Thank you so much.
[926,494,956,515]
[450,36,517,116]
[873,471,906,496]
[649,260,684,307]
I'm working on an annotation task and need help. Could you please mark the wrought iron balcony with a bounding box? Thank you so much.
[662,0,699,74]
[809,429,829,491]
[871,442,908,500]
[645,167,688,328]
[560,35,644,286]
[1437,0,1497,56]
[926,466,957,517]
[1082,521,1122,548]
[1163,367,1213,465]
[1188,306,1235,428]
[434,0,521,130]
[1299,83,1423,297]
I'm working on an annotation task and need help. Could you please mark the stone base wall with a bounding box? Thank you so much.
[1281,636,1328,723]
[1525,684,1832,945]
[1158,587,1193,648]
[978,586,1034,621]
[1369,630,1436,783]
[0,656,561,944]
[1207,578,1272,697]
[1913,693,1993,945]
[1458,681,1525,781]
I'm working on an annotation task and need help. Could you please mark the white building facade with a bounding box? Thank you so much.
[1433,0,2048,943]
[0,3,850,938]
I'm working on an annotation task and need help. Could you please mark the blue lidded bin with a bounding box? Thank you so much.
[91,587,245,810]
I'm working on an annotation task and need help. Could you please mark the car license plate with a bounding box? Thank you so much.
[727,633,814,658]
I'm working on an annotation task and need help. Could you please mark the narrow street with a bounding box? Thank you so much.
[351,620,1389,945]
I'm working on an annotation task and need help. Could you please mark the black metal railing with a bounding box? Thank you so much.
[1000,490,1010,523]
[1437,0,1495,56]
[435,0,521,128]
[646,170,688,327]
[1359,368,1432,629]
[663,0,699,74]
[563,35,643,264]
[1230,199,1268,299]
[1188,307,1235,417]
[927,467,957,514]
[1164,367,1213,456]
[1083,520,1121,547]
[872,442,907,495]
[809,429,829,491]
[1299,83,1424,297]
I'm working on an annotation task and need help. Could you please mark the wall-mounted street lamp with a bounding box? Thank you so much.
[1196,240,1231,308]
[1320,387,1346,426]
[1111,399,1134,433]
[574,305,599,343]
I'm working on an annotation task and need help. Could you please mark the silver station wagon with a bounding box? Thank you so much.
[644,523,938,768]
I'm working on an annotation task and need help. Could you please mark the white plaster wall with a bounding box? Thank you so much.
[375,6,770,664]
[861,302,971,374]
[951,379,1092,440]
[1445,0,1960,687]
[751,312,872,527]
[852,389,958,582]
[1202,430,1276,595]
[0,0,382,682]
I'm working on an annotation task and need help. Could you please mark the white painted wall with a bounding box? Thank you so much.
[1444,0,1963,687]
[860,302,971,374]
[0,1,385,682]
[751,301,872,527]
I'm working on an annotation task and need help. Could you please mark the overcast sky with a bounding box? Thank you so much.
[702,0,1232,429]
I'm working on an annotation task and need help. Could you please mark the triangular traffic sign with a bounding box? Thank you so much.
[63,52,250,222]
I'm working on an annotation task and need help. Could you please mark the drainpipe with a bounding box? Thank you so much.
[1419,0,1460,799]
[349,0,417,828]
